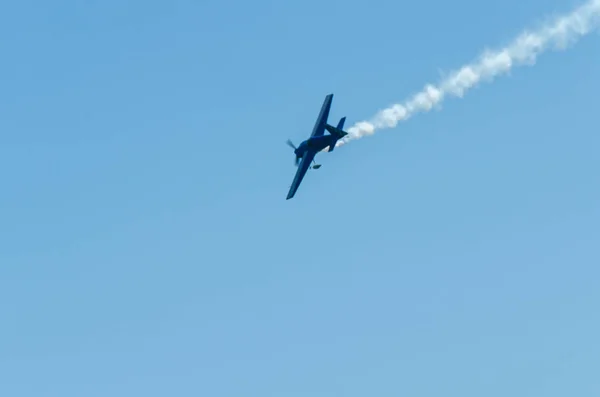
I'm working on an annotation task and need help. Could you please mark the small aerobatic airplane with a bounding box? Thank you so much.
[286,93,349,200]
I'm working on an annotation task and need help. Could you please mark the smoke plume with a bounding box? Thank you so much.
[338,0,600,146]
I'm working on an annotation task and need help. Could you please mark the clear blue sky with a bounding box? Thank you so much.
[1,0,599,395]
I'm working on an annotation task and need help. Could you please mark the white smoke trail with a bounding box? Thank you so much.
[337,0,600,147]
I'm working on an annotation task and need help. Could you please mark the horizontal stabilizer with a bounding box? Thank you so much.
[325,124,348,138]
[326,118,348,152]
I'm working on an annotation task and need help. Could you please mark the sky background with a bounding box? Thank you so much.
[1,0,599,396]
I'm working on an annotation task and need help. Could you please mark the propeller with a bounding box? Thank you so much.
[286,140,300,166]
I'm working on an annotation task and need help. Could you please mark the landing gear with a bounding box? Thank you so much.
[311,159,321,169]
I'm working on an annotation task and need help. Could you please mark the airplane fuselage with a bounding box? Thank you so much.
[294,135,337,157]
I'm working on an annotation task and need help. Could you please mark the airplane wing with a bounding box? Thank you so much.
[310,94,333,137]
[286,150,315,200]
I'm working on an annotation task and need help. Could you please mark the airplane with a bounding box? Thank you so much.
[286,93,349,200]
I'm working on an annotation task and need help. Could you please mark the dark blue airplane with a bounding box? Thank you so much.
[286,93,349,200]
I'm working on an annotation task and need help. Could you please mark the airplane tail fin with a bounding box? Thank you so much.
[325,117,348,152]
